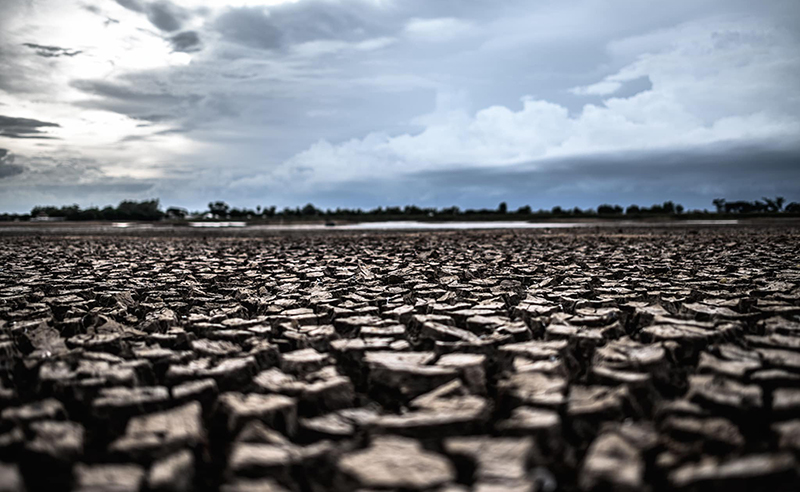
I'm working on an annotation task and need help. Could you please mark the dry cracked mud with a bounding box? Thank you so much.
[1,226,799,491]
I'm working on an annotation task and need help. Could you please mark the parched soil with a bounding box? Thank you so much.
[1,227,799,491]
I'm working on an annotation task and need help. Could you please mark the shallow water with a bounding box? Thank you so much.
[247,221,591,231]
[246,220,739,231]
[0,219,740,234]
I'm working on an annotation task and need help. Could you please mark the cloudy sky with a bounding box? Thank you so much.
[1,0,799,213]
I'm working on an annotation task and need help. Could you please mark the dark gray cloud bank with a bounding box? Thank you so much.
[216,143,800,212]
[0,115,60,139]
[0,149,25,179]
[0,0,798,212]
[400,144,800,211]
[170,31,201,52]
[115,0,188,32]
[22,43,82,58]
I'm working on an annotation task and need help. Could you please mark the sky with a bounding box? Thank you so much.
[0,0,799,213]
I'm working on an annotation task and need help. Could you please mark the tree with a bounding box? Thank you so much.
[228,208,253,218]
[208,201,230,218]
[712,198,726,214]
[301,203,319,216]
[497,202,508,214]
[597,204,622,215]
[724,200,768,214]
[625,205,641,215]
[762,197,785,212]
[166,207,187,219]
[100,206,115,220]
[516,205,532,214]
[116,199,163,220]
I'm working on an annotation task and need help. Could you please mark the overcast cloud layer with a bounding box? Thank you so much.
[0,0,798,212]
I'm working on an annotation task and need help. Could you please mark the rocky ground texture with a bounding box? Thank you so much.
[1,226,800,491]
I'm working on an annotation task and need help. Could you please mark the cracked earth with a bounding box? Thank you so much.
[1,226,799,491]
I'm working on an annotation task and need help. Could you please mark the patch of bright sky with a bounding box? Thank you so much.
[11,2,191,77]
[0,1,206,176]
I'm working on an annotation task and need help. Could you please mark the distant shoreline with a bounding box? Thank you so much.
[3,216,800,228]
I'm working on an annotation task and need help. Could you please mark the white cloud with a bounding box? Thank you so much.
[404,17,473,42]
[290,37,395,57]
[569,80,624,96]
[355,37,396,51]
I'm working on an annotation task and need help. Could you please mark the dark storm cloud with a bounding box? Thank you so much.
[146,1,183,32]
[270,1,385,42]
[407,144,800,209]
[0,149,25,179]
[0,150,155,199]
[36,182,156,194]
[0,115,60,139]
[213,0,393,51]
[22,43,82,58]
[210,0,524,52]
[133,114,173,123]
[115,0,146,13]
[115,0,186,32]
[298,143,800,211]
[70,79,202,121]
[213,7,282,50]
[170,31,201,52]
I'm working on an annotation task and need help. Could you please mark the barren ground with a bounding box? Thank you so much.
[1,226,799,491]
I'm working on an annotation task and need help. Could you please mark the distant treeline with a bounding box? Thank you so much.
[28,200,164,221]
[2,197,799,222]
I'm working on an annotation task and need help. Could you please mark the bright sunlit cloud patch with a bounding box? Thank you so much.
[404,17,474,42]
